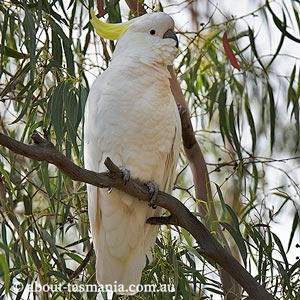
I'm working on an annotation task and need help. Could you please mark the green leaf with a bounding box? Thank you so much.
[23,195,32,215]
[248,26,266,72]
[0,253,10,292]
[11,89,33,124]
[215,183,227,221]
[50,82,65,144]
[222,221,247,266]
[217,86,229,144]
[1,46,27,59]
[276,260,293,295]
[229,102,242,160]
[184,245,202,260]
[267,83,276,151]
[181,228,193,247]
[65,237,89,248]
[0,165,14,193]
[41,161,53,201]
[223,205,247,266]
[287,212,299,252]
[49,18,74,75]
[42,230,66,272]
[64,83,81,156]
[52,29,63,66]
[47,270,69,282]
[267,1,300,43]
[49,18,71,46]
[23,6,36,81]
[287,65,296,109]
[207,81,219,121]
[245,96,256,153]
[0,62,30,99]
[266,24,285,69]
[273,233,289,268]
[293,5,300,35]
[172,251,179,290]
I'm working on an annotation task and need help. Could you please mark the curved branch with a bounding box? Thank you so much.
[169,66,241,298]
[0,132,274,300]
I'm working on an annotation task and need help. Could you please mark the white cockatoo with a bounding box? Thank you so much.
[84,9,181,295]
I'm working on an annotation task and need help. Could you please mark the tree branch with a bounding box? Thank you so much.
[169,65,241,298]
[69,244,94,280]
[0,132,274,300]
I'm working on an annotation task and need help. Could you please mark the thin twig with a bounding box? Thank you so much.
[70,244,94,280]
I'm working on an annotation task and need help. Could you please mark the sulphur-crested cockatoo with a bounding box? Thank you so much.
[84,9,181,295]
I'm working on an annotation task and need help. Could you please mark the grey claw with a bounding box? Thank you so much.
[146,181,159,209]
[121,167,130,185]
[178,105,187,116]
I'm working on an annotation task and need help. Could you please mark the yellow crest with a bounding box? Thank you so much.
[90,9,131,40]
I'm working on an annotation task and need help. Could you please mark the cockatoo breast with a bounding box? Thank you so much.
[84,62,178,185]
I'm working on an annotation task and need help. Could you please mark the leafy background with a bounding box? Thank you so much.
[0,0,300,299]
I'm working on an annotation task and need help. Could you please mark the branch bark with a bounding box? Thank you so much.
[0,132,274,300]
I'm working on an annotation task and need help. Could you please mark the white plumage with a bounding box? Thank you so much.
[84,11,181,295]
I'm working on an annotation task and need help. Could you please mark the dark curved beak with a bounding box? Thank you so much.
[163,29,178,48]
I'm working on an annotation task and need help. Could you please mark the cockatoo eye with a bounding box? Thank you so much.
[149,29,156,35]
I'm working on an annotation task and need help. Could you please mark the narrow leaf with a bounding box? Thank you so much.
[267,1,300,43]
[229,103,242,160]
[245,96,256,153]
[287,212,299,252]
[248,26,266,72]
[52,29,62,66]
[287,65,296,109]
[293,6,300,35]
[267,83,276,150]
[215,183,227,220]
[266,29,285,69]
[0,253,10,292]
[23,7,36,81]
[0,165,14,193]
[217,87,229,144]
[50,83,65,144]
[221,221,247,266]
[222,31,240,71]
[184,245,202,260]
[2,46,27,59]
[42,230,66,272]
[181,228,193,247]
[225,205,248,267]
[97,0,105,17]
[273,233,289,268]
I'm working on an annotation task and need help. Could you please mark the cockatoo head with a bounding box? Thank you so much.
[91,9,178,65]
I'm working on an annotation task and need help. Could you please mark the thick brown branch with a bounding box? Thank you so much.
[0,132,274,300]
[0,131,111,188]
[146,215,178,226]
[168,65,241,299]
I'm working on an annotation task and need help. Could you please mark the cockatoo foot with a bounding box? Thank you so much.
[120,167,131,185]
[178,105,187,116]
[146,181,159,209]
